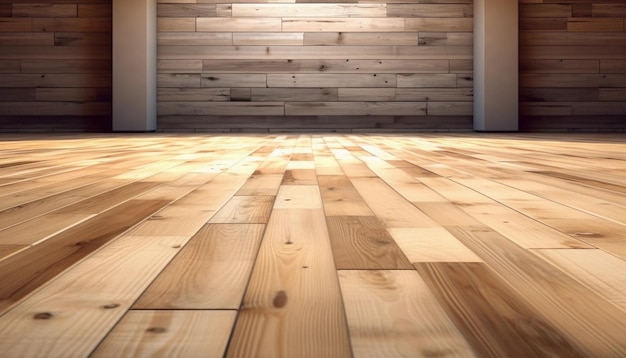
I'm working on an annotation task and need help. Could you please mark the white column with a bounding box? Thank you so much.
[473,0,519,131]
[112,0,157,132]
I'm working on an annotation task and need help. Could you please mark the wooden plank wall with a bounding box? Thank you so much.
[519,0,626,132]
[156,1,474,132]
[0,1,112,132]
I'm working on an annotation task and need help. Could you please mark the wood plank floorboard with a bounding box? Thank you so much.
[0,133,624,357]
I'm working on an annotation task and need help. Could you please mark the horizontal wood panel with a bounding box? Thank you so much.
[158,88,229,102]
[282,17,405,32]
[197,18,282,32]
[251,88,338,102]
[203,59,450,74]
[304,32,417,46]
[233,32,303,46]
[159,45,473,60]
[0,32,53,46]
[1,0,114,130]
[158,32,232,45]
[12,4,77,18]
[201,74,267,88]
[0,102,111,116]
[158,102,285,116]
[267,73,396,88]
[285,102,426,116]
[520,0,626,129]
[387,4,473,18]
[156,0,473,132]
[32,18,111,33]
[232,4,387,18]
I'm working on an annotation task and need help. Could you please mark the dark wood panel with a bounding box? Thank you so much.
[520,0,626,129]
[0,0,112,132]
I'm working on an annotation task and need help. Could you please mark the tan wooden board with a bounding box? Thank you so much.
[0,199,170,313]
[282,17,405,32]
[339,270,475,358]
[0,235,190,358]
[351,177,439,228]
[0,213,94,246]
[389,227,483,263]
[535,248,626,311]
[0,180,125,231]
[281,169,317,185]
[236,173,283,196]
[0,245,26,260]
[129,173,253,236]
[158,45,473,61]
[274,185,322,209]
[92,310,236,358]
[327,216,412,270]
[208,196,274,224]
[415,262,588,358]
[318,175,373,216]
[447,226,626,357]
[135,224,264,310]
[226,209,351,358]
[197,17,281,32]
[232,4,386,18]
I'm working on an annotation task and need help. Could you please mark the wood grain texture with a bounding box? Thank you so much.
[0,199,169,313]
[415,262,588,358]
[520,0,626,131]
[208,195,274,224]
[92,310,236,358]
[0,133,625,357]
[535,249,626,311]
[351,177,439,228]
[134,224,264,310]
[154,0,474,131]
[339,270,475,358]
[0,0,111,131]
[226,209,351,358]
[326,216,412,270]
[446,227,626,357]
[0,235,190,358]
[388,227,482,263]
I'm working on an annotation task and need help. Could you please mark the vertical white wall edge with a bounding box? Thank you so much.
[112,0,157,132]
[474,0,519,131]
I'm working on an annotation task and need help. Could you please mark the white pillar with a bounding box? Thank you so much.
[112,0,157,132]
[473,0,519,131]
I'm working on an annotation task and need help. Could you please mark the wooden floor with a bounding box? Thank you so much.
[0,133,624,357]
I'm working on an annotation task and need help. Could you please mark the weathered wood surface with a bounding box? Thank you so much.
[0,133,625,357]
[519,0,626,131]
[154,0,474,131]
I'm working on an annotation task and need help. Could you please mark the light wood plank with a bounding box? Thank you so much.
[232,4,387,18]
[0,199,170,313]
[92,310,236,358]
[339,270,475,358]
[327,216,412,270]
[447,226,626,357]
[415,262,589,358]
[389,227,483,263]
[351,177,439,228]
[0,235,190,358]
[226,209,351,358]
[318,175,373,216]
[274,185,322,209]
[535,249,626,311]
[208,196,274,224]
[134,224,264,310]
